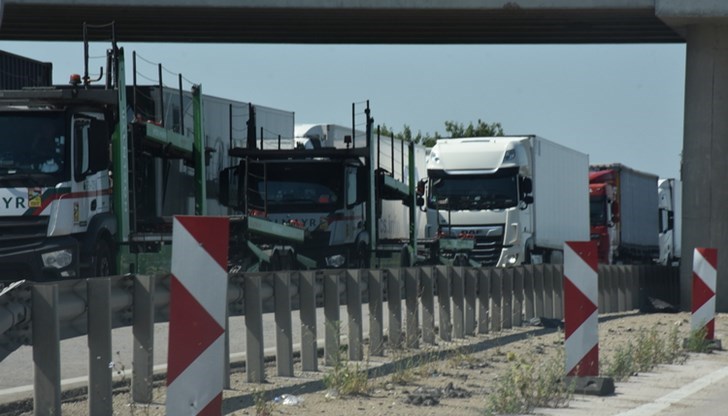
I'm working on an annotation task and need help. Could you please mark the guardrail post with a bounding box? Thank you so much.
[617,266,628,312]
[436,266,452,341]
[610,266,620,313]
[32,283,61,416]
[464,268,477,335]
[275,271,293,376]
[404,267,419,348]
[502,268,513,329]
[534,265,545,318]
[245,273,265,382]
[132,274,155,403]
[513,266,524,326]
[421,267,436,344]
[554,264,563,320]
[88,277,112,415]
[478,268,491,334]
[452,267,465,338]
[543,265,554,318]
[598,265,607,313]
[387,268,403,348]
[324,271,340,365]
[491,269,502,332]
[299,271,318,371]
[523,265,535,320]
[368,269,384,355]
[347,269,363,361]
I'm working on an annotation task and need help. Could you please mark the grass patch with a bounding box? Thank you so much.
[684,326,713,353]
[322,321,370,397]
[603,325,685,382]
[323,355,370,396]
[484,349,573,415]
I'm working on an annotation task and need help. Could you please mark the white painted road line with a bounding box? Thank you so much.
[616,364,728,416]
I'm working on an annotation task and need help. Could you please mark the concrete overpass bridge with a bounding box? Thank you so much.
[0,0,727,312]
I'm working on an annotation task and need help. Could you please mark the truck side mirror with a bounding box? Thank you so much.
[218,166,241,209]
[520,195,534,209]
[416,178,426,196]
[520,176,533,195]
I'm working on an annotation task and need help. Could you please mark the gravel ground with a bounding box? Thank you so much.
[8,311,725,416]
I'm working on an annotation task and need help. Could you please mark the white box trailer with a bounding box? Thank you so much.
[531,136,590,251]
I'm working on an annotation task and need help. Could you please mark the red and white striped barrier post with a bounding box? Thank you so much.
[167,216,229,415]
[564,241,599,377]
[563,241,613,395]
[692,247,717,341]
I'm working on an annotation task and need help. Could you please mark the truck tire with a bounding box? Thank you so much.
[92,239,115,277]
[352,244,369,269]
[400,246,411,267]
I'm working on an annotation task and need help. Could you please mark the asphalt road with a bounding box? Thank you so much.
[536,349,728,416]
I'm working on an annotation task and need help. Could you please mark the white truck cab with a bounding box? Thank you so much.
[425,136,588,267]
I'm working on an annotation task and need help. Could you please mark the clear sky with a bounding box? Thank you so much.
[0,41,686,179]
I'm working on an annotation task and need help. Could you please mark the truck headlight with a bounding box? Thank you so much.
[42,249,73,269]
[506,254,518,265]
[325,254,346,268]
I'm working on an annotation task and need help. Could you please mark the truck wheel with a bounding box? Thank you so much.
[400,246,411,267]
[93,239,115,277]
[352,244,369,269]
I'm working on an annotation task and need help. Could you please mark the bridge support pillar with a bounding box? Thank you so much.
[681,24,728,312]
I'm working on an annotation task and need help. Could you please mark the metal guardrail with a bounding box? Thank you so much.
[0,264,679,415]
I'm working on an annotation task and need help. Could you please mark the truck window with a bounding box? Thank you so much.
[590,196,608,226]
[0,111,68,183]
[428,169,518,210]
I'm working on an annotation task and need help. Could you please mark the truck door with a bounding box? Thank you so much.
[73,116,111,231]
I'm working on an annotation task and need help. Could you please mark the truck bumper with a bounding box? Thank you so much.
[0,237,80,283]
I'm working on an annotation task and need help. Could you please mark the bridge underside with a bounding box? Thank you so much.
[0,5,682,44]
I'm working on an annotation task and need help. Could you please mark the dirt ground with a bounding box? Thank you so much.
[13,310,724,416]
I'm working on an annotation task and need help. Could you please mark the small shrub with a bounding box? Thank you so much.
[484,350,573,415]
[253,389,273,416]
[323,356,369,396]
[604,344,635,382]
[684,326,713,353]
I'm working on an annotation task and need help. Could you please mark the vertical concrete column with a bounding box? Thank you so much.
[681,24,728,312]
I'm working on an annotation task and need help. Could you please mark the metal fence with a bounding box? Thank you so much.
[0,264,679,414]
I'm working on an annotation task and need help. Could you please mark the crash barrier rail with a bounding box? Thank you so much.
[0,264,678,414]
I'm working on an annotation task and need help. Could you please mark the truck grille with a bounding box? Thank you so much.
[471,234,505,266]
[0,216,49,248]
